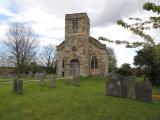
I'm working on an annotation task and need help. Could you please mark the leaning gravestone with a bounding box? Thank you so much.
[49,75,56,88]
[106,75,122,97]
[13,79,23,94]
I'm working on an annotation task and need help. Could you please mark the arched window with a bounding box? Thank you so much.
[91,56,98,69]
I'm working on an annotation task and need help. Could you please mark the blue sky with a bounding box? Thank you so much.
[0,0,159,67]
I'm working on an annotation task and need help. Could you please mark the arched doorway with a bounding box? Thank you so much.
[69,59,80,76]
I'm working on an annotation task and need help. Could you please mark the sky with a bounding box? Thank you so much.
[0,0,159,67]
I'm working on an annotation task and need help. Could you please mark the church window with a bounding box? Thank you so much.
[91,56,98,69]
[62,58,65,68]
[83,49,85,55]
[72,19,78,32]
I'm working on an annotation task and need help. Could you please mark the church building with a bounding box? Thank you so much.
[56,13,109,77]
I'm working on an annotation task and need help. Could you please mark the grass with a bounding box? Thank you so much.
[0,76,160,120]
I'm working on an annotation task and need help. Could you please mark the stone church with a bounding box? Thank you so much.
[56,13,109,77]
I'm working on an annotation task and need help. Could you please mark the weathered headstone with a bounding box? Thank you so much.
[69,61,80,86]
[127,76,136,99]
[39,73,45,86]
[105,73,112,96]
[135,77,152,103]
[121,76,136,99]
[49,75,56,88]
[72,76,80,86]
[63,76,73,86]
[135,83,145,101]
[13,79,23,94]
[106,74,152,103]
[28,71,33,77]
[143,77,152,102]
[107,75,122,97]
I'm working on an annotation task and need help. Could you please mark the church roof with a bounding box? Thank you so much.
[56,41,65,50]
[89,36,107,51]
[57,36,107,52]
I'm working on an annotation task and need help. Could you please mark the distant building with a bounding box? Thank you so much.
[56,13,109,77]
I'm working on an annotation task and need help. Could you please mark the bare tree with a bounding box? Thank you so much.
[0,50,14,67]
[2,23,38,73]
[39,44,56,73]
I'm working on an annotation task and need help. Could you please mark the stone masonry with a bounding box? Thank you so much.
[56,13,109,77]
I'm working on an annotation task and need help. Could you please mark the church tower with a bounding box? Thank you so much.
[64,13,91,76]
[65,13,90,40]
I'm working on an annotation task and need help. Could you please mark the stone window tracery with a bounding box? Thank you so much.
[72,19,78,32]
[91,56,98,69]
[62,58,65,68]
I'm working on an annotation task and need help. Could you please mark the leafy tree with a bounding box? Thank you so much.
[116,63,132,76]
[134,45,160,84]
[117,2,160,84]
[99,2,160,84]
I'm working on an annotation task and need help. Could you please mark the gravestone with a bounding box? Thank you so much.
[107,75,122,97]
[135,83,145,101]
[69,61,80,86]
[13,79,23,94]
[106,74,152,103]
[105,73,112,96]
[39,73,45,86]
[7,73,12,78]
[121,76,136,99]
[63,76,73,86]
[135,77,152,103]
[143,77,152,102]
[72,76,80,86]
[28,71,33,77]
[49,75,56,88]
[34,72,38,78]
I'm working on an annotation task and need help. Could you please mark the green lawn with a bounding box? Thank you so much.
[0,77,160,120]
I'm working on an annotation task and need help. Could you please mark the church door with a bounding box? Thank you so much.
[69,59,80,77]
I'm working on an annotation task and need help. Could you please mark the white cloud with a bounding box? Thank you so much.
[0,7,16,17]
[0,23,8,41]
[0,0,159,67]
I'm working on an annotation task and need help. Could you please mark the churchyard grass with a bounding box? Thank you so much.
[0,76,160,120]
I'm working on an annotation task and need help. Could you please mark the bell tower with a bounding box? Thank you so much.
[64,13,91,76]
[65,13,90,42]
